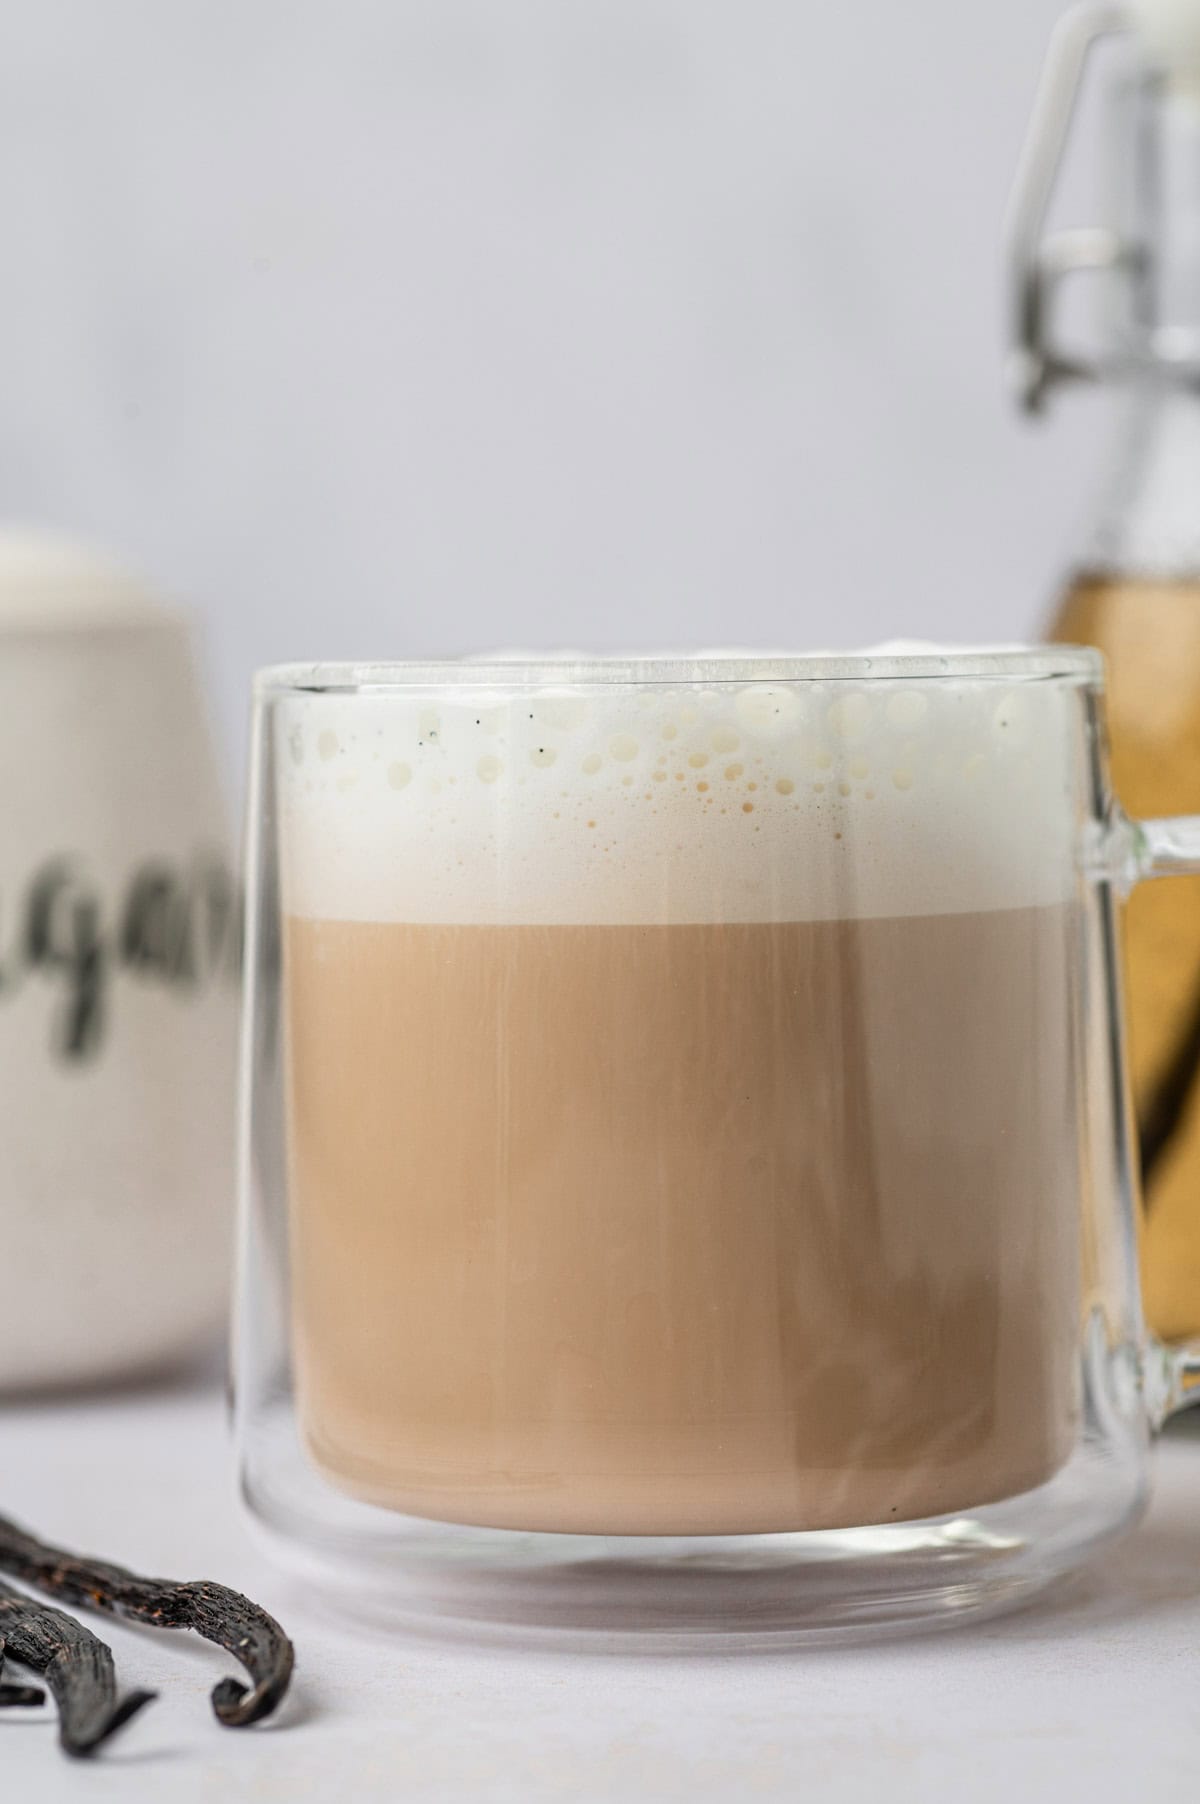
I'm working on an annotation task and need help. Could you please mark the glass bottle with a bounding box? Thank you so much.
[1011,3,1200,1339]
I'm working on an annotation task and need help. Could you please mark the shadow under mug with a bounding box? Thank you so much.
[233,648,1200,1643]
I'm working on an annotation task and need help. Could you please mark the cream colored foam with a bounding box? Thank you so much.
[274,670,1081,926]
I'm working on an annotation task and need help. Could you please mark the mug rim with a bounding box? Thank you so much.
[255,645,1103,694]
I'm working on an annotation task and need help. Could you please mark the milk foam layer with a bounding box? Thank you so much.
[274,674,1083,925]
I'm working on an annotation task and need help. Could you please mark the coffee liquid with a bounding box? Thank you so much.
[278,672,1083,1534]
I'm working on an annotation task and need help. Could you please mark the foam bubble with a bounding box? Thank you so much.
[274,673,1082,926]
[827,694,872,740]
[886,690,928,730]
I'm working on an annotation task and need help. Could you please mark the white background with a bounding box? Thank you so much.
[0,0,1116,777]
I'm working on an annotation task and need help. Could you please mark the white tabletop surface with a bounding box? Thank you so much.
[4,1379,1200,1802]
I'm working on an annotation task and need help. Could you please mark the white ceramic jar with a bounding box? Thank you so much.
[0,531,237,1390]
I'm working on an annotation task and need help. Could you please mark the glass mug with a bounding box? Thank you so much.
[233,650,1200,1642]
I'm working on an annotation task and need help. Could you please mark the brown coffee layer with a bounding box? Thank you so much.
[285,909,1080,1534]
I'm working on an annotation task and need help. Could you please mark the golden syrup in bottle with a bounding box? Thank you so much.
[1012,7,1200,1336]
[1053,574,1200,1337]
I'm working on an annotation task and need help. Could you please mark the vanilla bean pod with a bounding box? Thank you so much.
[0,1513,293,1727]
[0,1583,154,1756]
[0,1636,44,1708]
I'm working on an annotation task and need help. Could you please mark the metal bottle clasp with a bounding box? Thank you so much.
[1007,3,1136,412]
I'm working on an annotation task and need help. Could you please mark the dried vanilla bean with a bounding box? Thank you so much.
[0,1636,44,1708]
[0,1583,154,1756]
[0,1513,293,1727]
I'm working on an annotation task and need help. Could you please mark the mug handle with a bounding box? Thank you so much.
[1101,811,1200,1422]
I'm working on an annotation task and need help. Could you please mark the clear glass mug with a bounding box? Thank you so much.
[233,649,1200,1644]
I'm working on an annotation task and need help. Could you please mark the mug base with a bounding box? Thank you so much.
[238,1383,1148,1649]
